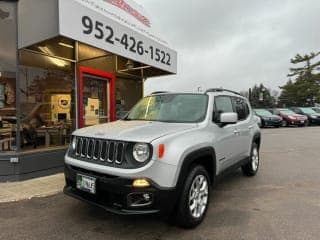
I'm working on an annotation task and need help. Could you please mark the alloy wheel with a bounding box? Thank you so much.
[251,147,259,172]
[188,175,209,218]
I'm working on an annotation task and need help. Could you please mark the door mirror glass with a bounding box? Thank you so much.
[220,112,238,125]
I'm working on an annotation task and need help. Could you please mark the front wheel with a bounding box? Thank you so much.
[242,143,260,176]
[175,165,210,228]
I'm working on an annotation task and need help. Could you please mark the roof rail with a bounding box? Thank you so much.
[205,88,241,96]
[151,91,169,95]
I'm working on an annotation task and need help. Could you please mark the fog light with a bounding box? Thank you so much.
[133,178,150,187]
[127,192,153,207]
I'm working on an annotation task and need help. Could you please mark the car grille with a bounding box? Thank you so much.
[74,137,126,165]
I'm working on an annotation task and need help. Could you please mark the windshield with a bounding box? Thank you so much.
[254,109,272,116]
[279,109,296,115]
[125,94,208,123]
[300,108,316,114]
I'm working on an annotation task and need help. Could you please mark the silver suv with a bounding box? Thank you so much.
[64,88,261,228]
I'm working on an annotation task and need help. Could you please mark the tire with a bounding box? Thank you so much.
[242,143,259,176]
[175,165,210,228]
[281,120,287,127]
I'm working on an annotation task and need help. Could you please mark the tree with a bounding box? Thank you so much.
[288,52,320,81]
[249,84,275,108]
[279,51,320,107]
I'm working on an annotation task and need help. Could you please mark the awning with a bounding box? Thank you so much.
[18,0,177,74]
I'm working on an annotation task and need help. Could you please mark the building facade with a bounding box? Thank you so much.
[0,0,177,181]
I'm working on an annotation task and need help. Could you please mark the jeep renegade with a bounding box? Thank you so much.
[64,88,261,228]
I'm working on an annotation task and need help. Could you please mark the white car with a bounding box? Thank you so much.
[64,88,261,228]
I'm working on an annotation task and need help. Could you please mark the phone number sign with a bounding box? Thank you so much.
[59,0,177,73]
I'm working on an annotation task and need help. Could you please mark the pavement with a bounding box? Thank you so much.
[0,127,319,240]
[0,173,64,203]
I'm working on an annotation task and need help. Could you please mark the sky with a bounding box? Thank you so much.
[137,0,320,95]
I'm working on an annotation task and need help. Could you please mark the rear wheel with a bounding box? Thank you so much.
[175,165,210,228]
[242,143,259,176]
[281,120,287,127]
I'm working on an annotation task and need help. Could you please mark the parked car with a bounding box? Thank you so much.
[312,107,320,113]
[290,107,320,125]
[253,109,282,128]
[268,108,307,127]
[64,89,261,228]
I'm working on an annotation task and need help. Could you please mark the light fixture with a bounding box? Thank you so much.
[38,46,67,67]
[58,42,74,49]
[132,178,150,187]
[125,59,134,70]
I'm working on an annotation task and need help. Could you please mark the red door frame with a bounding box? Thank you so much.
[78,66,115,128]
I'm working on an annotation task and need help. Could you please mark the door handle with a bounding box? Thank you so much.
[233,129,240,135]
[248,125,253,129]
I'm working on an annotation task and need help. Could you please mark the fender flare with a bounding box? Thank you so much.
[252,132,261,149]
[175,147,216,192]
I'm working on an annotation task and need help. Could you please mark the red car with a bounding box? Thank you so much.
[268,108,308,127]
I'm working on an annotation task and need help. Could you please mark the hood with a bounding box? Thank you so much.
[260,114,281,120]
[285,114,306,119]
[73,120,198,142]
[310,113,320,118]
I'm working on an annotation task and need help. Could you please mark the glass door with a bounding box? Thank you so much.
[79,67,115,128]
[83,75,109,127]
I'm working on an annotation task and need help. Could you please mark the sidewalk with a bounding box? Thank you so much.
[0,173,64,203]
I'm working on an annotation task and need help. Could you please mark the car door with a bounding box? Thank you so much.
[231,97,252,162]
[211,95,240,173]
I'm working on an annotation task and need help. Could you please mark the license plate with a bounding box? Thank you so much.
[76,174,96,194]
[300,120,304,123]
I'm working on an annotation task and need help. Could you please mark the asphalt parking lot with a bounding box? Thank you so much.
[0,127,319,240]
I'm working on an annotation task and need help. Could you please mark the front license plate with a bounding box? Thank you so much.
[300,121,304,123]
[76,174,96,194]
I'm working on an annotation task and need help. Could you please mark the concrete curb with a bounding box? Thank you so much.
[0,173,64,203]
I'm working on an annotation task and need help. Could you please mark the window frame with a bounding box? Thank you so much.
[212,95,235,124]
[231,96,250,121]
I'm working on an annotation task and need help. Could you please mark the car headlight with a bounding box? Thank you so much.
[71,136,77,151]
[311,115,317,119]
[133,143,150,163]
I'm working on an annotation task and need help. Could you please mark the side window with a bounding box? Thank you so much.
[232,97,249,121]
[213,96,234,122]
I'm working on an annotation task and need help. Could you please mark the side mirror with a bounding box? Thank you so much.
[220,112,238,125]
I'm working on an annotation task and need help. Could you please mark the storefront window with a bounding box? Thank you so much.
[18,49,76,151]
[0,2,17,152]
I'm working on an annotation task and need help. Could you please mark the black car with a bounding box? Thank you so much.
[253,109,282,127]
[290,107,320,125]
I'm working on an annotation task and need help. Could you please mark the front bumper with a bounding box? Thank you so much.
[263,119,282,127]
[287,119,306,125]
[309,118,320,125]
[64,164,177,215]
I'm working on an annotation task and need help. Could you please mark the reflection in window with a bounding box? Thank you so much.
[214,96,234,123]
[19,50,75,151]
[0,1,17,152]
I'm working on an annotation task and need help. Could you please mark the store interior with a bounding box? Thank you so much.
[0,35,160,153]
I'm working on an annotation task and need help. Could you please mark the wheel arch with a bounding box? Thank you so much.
[176,147,217,190]
[253,132,261,149]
